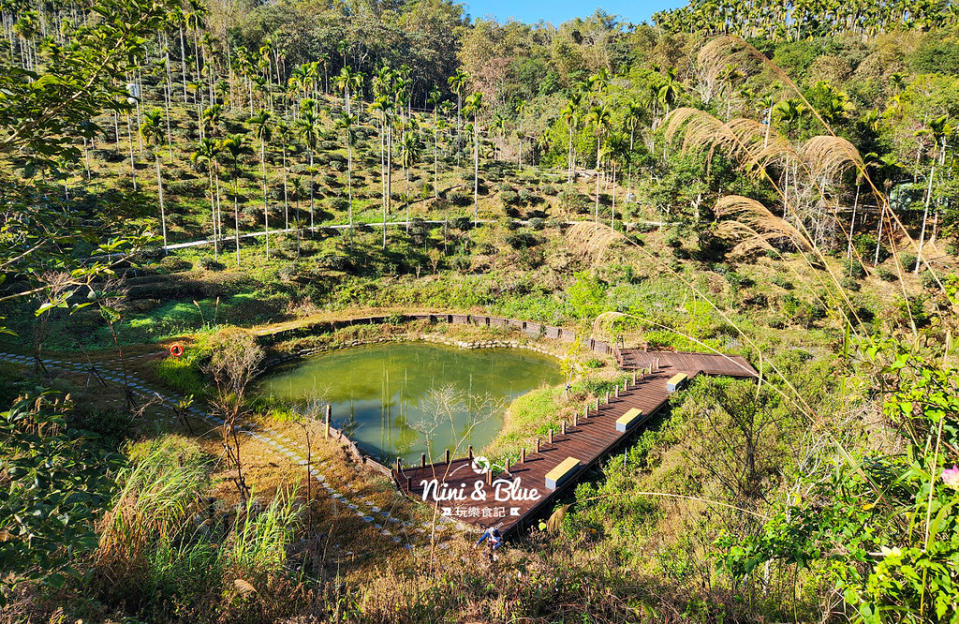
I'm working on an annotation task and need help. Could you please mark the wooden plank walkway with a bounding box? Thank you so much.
[394,350,758,536]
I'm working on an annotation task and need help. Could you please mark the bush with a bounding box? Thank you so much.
[558,186,589,214]
[448,191,471,207]
[842,258,866,280]
[663,228,682,248]
[898,253,917,272]
[500,190,520,206]
[921,270,939,290]
[896,295,929,328]
[159,255,193,273]
[326,196,349,212]
[876,266,897,282]
[771,273,794,289]
[316,254,351,271]
[518,189,539,205]
[155,357,205,396]
[198,256,225,271]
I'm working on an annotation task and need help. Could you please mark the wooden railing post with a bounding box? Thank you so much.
[396,457,402,473]
[468,445,473,460]
[572,413,578,427]
[445,449,450,464]
[561,421,567,435]
[505,458,511,473]
[406,476,411,491]
[605,391,610,403]
[325,404,331,438]
[421,453,426,468]
[535,438,541,452]
[584,405,590,420]
[521,448,526,463]
[548,428,553,444]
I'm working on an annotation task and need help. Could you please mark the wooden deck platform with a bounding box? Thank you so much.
[394,349,758,536]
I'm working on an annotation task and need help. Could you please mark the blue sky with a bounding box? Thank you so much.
[462,0,689,25]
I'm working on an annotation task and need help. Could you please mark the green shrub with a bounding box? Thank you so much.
[198,256,225,271]
[504,231,538,249]
[448,191,471,207]
[771,273,794,289]
[898,253,917,271]
[921,270,939,290]
[500,190,520,206]
[876,266,898,281]
[159,255,193,272]
[842,258,866,280]
[155,357,206,396]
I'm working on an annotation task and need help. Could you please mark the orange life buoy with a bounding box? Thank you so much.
[170,343,184,358]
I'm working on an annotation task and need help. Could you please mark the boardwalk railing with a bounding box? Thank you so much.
[394,350,759,537]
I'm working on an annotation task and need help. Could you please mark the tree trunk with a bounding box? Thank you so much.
[126,114,137,191]
[155,151,167,248]
[914,164,935,273]
[847,183,860,263]
[473,117,479,226]
[261,138,269,259]
[347,131,353,247]
[234,173,241,266]
[308,148,315,230]
[594,136,601,222]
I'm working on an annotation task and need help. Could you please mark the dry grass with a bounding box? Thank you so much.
[713,195,811,256]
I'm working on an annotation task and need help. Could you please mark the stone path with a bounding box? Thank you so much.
[2,352,457,550]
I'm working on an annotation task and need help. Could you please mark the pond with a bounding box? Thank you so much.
[257,342,563,463]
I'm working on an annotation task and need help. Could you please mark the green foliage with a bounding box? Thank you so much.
[567,271,606,320]
[0,394,120,599]
[155,356,206,397]
[723,344,959,622]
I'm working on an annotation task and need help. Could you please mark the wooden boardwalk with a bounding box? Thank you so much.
[394,349,758,536]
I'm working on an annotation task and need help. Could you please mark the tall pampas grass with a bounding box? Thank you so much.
[713,195,811,256]
[691,35,948,295]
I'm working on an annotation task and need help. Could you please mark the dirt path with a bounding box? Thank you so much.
[2,351,460,551]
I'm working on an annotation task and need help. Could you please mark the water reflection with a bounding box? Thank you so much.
[257,342,562,463]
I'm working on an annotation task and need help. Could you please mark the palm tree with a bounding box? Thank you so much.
[400,127,422,231]
[191,138,222,256]
[448,68,469,166]
[427,87,443,200]
[220,133,251,266]
[275,120,293,230]
[336,111,358,245]
[585,104,611,222]
[296,99,321,231]
[141,109,169,248]
[914,115,953,272]
[202,103,222,138]
[464,92,484,225]
[623,100,645,199]
[605,131,629,229]
[250,110,272,259]
[561,90,583,183]
[490,113,507,161]
[334,66,360,115]
[657,67,682,115]
[290,176,304,244]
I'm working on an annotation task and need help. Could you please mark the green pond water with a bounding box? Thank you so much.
[257,342,563,463]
